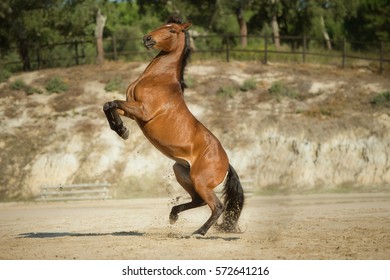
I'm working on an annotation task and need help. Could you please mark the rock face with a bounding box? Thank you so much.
[230,115,390,191]
[0,61,389,199]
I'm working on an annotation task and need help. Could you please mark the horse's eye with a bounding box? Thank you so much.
[169,29,176,34]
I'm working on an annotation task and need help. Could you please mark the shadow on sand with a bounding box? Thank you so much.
[17,231,144,239]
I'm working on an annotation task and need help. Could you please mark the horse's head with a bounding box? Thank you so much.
[143,22,191,52]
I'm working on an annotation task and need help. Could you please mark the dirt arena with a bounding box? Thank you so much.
[0,193,389,260]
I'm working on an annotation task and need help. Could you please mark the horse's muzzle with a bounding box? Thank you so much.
[143,35,156,49]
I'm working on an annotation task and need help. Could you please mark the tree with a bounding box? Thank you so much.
[223,0,256,48]
[0,0,61,70]
[345,0,390,47]
[309,0,359,50]
[95,9,107,65]
[0,0,101,70]
[248,0,284,49]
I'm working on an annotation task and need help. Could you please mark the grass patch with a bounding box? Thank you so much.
[10,79,26,90]
[240,78,257,92]
[217,86,236,98]
[45,76,69,93]
[9,79,42,95]
[104,77,123,92]
[0,69,11,83]
[185,75,196,88]
[268,81,298,101]
[370,91,390,107]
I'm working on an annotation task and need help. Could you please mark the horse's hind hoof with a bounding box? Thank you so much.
[191,233,205,239]
[169,212,178,224]
[192,229,206,237]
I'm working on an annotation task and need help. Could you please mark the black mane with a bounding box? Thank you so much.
[167,16,191,92]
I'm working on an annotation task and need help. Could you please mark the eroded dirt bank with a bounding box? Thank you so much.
[0,61,390,198]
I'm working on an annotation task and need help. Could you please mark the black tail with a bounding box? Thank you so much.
[218,164,245,232]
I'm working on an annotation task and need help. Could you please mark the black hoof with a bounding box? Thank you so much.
[169,212,178,224]
[192,229,206,236]
[119,127,129,140]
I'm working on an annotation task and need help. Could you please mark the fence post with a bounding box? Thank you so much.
[342,38,346,68]
[379,41,384,74]
[225,34,230,62]
[302,34,307,63]
[113,35,118,61]
[264,33,268,65]
[74,41,79,65]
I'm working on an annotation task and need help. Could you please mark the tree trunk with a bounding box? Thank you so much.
[18,40,31,71]
[271,0,281,50]
[95,9,107,65]
[236,7,247,48]
[320,16,332,50]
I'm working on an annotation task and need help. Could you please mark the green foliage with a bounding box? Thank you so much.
[240,78,257,92]
[104,77,123,92]
[185,75,196,88]
[268,81,298,101]
[370,91,390,107]
[0,0,389,71]
[345,0,390,47]
[0,69,11,83]
[45,76,68,93]
[10,79,26,91]
[217,86,236,98]
[9,79,42,95]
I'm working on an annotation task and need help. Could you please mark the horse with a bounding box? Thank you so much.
[103,17,244,236]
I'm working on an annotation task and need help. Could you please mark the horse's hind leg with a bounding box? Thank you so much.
[103,101,129,140]
[192,188,223,236]
[169,163,205,224]
[190,161,227,236]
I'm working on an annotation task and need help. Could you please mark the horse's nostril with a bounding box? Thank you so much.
[144,35,152,42]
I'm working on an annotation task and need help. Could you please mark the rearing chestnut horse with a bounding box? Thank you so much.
[103,17,244,236]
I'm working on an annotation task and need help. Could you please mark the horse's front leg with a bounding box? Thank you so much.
[113,100,153,122]
[103,101,130,140]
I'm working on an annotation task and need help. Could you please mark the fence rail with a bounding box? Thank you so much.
[1,34,389,73]
[36,183,111,202]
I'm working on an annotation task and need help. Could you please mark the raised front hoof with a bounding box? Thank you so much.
[169,212,179,225]
[118,127,129,140]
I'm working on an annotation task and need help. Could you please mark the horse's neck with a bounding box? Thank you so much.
[143,45,185,80]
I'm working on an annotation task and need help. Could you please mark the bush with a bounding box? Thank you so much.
[10,79,27,90]
[240,78,257,91]
[371,91,390,107]
[217,86,236,98]
[10,79,42,95]
[45,76,69,93]
[105,77,123,92]
[268,81,298,101]
[0,69,11,83]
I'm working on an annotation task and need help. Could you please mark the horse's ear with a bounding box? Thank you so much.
[181,22,192,32]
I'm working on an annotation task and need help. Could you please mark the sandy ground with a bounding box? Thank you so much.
[0,193,389,260]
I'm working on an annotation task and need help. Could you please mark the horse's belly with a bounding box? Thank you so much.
[139,121,193,164]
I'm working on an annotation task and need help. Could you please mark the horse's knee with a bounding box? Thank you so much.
[103,101,117,112]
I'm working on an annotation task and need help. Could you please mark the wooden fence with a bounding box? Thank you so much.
[1,34,389,73]
[36,183,111,202]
